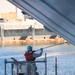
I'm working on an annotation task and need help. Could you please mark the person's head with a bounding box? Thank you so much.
[27,46,32,51]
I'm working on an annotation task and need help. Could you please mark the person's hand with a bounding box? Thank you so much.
[40,48,43,52]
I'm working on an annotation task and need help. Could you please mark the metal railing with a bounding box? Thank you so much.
[4,53,47,75]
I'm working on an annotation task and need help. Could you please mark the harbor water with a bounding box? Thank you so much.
[0,43,75,75]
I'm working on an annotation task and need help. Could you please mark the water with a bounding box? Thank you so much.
[0,43,75,75]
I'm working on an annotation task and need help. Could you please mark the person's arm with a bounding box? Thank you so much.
[33,48,43,58]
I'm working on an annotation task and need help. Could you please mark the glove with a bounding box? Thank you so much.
[40,48,43,52]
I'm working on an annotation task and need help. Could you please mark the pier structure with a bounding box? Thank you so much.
[0,19,66,46]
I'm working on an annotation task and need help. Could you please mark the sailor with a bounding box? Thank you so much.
[24,46,43,75]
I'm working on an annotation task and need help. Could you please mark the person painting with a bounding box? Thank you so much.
[24,46,43,75]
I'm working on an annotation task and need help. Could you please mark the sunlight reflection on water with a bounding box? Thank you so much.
[0,43,75,75]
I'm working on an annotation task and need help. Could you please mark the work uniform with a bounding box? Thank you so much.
[24,46,43,75]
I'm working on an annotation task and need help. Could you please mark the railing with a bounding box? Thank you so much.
[4,53,47,75]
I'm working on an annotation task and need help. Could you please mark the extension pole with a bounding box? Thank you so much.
[35,43,64,51]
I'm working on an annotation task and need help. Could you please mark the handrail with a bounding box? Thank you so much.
[4,53,47,75]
